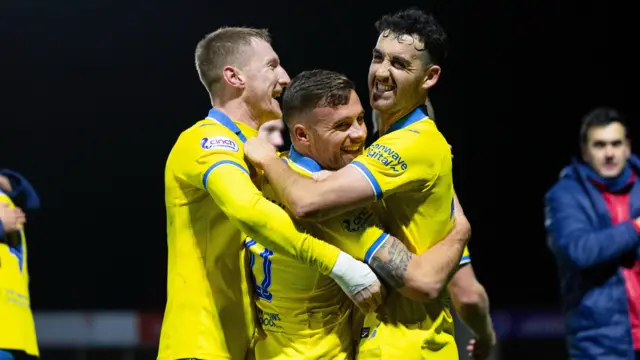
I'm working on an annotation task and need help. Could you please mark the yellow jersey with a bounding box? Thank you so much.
[350,106,458,357]
[248,147,390,360]
[159,109,341,360]
[0,190,39,357]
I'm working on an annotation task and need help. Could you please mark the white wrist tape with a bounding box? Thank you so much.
[329,251,378,296]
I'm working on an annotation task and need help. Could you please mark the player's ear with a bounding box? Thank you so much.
[421,65,441,91]
[293,124,310,145]
[222,65,245,89]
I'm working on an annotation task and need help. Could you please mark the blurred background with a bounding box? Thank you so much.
[0,0,636,359]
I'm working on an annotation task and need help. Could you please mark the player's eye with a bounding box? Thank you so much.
[392,61,406,69]
[336,122,350,130]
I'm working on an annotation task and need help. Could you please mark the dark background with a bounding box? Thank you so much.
[0,0,635,313]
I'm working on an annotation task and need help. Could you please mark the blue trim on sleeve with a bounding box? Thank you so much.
[350,161,383,200]
[9,240,24,272]
[364,232,391,263]
[0,220,4,239]
[459,255,471,265]
[202,160,249,191]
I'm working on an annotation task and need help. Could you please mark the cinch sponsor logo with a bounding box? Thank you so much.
[366,144,407,172]
[200,136,239,152]
[342,207,374,233]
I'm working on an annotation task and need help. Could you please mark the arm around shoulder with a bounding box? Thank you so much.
[369,197,471,302]
[261,156,377,220]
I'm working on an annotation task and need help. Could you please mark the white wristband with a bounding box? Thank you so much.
[329,251,378,296]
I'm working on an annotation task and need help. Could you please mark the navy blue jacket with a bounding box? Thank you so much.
[546,155,640,359]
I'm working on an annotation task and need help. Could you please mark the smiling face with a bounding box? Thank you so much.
[368,32,442,126]
[298,90,367,170]
[239,38,291,124]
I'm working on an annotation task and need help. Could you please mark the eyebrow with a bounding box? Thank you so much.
[266,55,280,65]
[372,48,410,65]
[334,111,365,124]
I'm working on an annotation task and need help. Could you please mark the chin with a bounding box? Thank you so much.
[598,168,623,178]
[370,98,394,112]
[264,108,282,122]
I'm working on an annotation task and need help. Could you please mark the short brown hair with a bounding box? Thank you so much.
[282,69,355,127]
[195,27,271,94]
[579,107,628,144]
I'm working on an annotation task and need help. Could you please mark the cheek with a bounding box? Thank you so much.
[593,150,606,161]
[368,65,376,82]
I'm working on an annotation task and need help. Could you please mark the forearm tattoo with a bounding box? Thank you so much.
[369,237,414,289]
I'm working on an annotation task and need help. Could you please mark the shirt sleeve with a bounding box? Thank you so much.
[174,126,341,275]
[459,245,471,266]
[349,129,451,200]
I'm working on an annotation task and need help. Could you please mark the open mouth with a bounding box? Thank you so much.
[373,80,396,94]
[341,144,364,155]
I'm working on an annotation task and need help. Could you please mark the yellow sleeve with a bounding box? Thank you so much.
[460,245,471,266]
[350,129,451,200]
[453,189,471,266]
[316,206,390,264]
[174,125,340,275]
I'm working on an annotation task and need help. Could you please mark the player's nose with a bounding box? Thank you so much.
[374,64,392,79]
[349,124,366,142]
[278,67,291,87]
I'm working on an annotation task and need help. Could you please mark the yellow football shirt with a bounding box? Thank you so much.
[350,105,459,358]
[0,190,39,357]
[249,147,390,360]
[159,109,341,360]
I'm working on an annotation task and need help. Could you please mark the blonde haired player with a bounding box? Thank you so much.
[244,8,470,359]
[158,27,383,360]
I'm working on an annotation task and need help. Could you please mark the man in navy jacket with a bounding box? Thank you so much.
[546,107,640,359]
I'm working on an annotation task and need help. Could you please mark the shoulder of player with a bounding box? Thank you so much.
[372,126,449,159]
[176,121,244,155]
